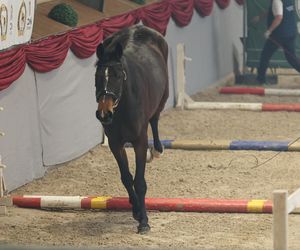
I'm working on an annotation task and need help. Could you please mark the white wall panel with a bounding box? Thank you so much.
[165,3,243,100]
[0,65,44,191]
[35,51,103,166]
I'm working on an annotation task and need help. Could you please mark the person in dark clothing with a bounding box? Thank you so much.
[256,0,300,84]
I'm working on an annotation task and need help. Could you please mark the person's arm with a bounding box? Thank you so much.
[265,0,283,38]
[265,15,283,36]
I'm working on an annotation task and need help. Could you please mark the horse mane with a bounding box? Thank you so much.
[101,25,168,63]
[102,27,131,54]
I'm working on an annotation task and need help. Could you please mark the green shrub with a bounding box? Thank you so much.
[48,3,78,27]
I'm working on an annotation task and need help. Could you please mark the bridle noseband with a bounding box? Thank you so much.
[96,62,127,109]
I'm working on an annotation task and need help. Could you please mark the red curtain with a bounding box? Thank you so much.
[25,34,71,73]
[136,1,171,35]
[100,12,138,39]
[194,0,214,17]
[70,24,104,59]
[168,0,194,27]
[0,47,26,91]
[0,0,237,91]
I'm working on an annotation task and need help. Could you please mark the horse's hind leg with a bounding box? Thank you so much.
[109,142,140,221]
[149,81,168,158]
[150,115,164,155]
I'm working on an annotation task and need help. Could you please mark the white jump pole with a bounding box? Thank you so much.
[266,89,300,96]
[186,102,262,111]
[287,188,300,214]
[220,87,300,97]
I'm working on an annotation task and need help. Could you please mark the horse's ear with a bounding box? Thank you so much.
[115,43,123,59]
[96,43,104,59]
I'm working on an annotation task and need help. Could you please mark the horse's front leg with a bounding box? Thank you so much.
[132,133,150,234]
[108,141,140,221]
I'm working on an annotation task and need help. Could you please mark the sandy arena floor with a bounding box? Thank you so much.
[1,74,300,250]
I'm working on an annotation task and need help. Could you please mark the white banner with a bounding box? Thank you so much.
[0,0,35,51]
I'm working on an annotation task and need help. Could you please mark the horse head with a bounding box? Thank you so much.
[95,43,127,125]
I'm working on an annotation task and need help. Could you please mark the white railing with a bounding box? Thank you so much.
[176,43,233,110]
[0,106,10,215]
[0,107,3,137]
[273,189,300,250]
[0,106,5,197]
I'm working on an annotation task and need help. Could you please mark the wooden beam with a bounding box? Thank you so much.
[176,43,186,110]
[273,190,288,250]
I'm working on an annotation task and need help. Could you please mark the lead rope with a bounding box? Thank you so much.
[250,135,300,169]
[229,27,300,169]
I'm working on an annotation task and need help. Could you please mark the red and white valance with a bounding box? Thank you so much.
[0,0,243,91]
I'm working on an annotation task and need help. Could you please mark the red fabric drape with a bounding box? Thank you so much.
[70,24,104,59]
[0,0,237,91]
[194,0,214,17]
[101,12,138,39]
[136,1,171,35]
[25,34,71,73]
[0,47,26,91]
[168,0,194,27]
[215,0,230,9]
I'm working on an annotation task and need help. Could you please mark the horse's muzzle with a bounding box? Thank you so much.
[96,110,113,125]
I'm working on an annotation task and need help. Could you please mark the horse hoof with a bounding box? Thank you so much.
[146,148,153,163]
[150,145,164,158]
[137,224,151,234]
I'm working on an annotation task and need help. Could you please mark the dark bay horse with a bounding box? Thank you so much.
[95,25,169,234]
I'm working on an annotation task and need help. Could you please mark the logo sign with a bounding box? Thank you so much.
[0,4,8,41]
[0,0,35,51]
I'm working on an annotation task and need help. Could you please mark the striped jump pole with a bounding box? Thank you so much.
[185,101,300,112]
[144,140,300,151]
[12,195,273,213]
[175,44,300,111]
[219,87,300,97]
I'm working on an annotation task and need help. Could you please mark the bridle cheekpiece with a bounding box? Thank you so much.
[96,62,127,109]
